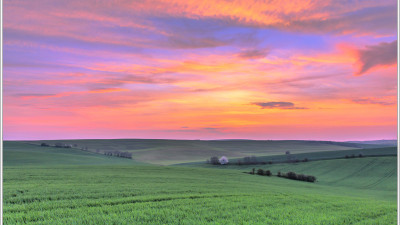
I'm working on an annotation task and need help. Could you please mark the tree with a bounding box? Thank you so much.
[210,156,219,165]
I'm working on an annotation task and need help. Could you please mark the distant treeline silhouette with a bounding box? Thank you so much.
[41,143,72,148]
[104,150,132,159]
[40,142,132,159]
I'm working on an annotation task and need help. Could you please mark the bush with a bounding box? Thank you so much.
[277,171,281,177]
[296,174,306,181]
[277,171,317,183]
[210,156,219,165]
[257,169,264,175]
[265,170,272,176]
[306,175,316,182]
[40,143,49,147]
[358,153,363,157]
[286,172,297,180]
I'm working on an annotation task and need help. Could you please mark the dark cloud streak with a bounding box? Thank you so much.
[252,101,308,109]
[356,40,397,75]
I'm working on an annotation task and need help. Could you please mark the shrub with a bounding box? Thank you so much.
[40,143,49,147]
[296,174,306,181]
[287,171,297,180]
[276,171,316,183]
[277,171,281,177]
[303,158,308,162]
[306,175,316,183]
[251,168,255,174]
[210,156,219,165]
[358,153,363,157]
[257,169,264,175]
[265,170,272,176]
[345,155,349,158]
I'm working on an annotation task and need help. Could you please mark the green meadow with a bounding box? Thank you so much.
[23,139,386,165]
[3,140,397,224]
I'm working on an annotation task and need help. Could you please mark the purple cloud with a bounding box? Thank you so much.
[352,98,394,106]
[357,40,397,75]
[238,49,269,59]
[252,102,308,109]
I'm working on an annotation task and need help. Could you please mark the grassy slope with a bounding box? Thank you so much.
[3,140,397,224]
[3,142,142,166]
[21,139,387,165]
[179,147,397,165]
[3,165,396,224]
[188,157,397,201]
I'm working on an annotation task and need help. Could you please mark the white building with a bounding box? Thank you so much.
[219,156,229,165]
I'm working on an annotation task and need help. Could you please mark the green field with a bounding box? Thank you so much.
[3,140,398,224]
[23,139,389,165]
[178,147,397,166]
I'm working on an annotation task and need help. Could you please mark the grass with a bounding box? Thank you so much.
[2,140,397,224]
[3,142,142,166]
[3,165,397,224]
[21,139,389,165]
[178,147,397,165]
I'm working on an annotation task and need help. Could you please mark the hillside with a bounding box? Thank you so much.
[347,139,397,146]
[3,141,141,167]
[3,139,397,224]
[20,139,387,165]
[178,147,397,166]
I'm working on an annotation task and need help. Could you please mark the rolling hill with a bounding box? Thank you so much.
[19,139,390,165]
[3,139,397,224]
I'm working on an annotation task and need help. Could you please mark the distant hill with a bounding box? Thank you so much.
[14,139,391,165]
[347,139,397,146]
[3,141,141,167]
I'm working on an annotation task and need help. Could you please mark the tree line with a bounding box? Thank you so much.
[103,150,132,159]
[248,168,316,183]
[40,142,133,159]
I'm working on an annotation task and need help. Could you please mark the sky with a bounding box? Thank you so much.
[3,0,398,141]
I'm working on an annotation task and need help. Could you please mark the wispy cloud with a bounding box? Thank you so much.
[252,102,308,110]
[237,49,269,59]
[352,98,394,106]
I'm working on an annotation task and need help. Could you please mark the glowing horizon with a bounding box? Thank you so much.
[3,0,397,141]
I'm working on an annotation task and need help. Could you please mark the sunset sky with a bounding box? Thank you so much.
[3,0,397,141]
